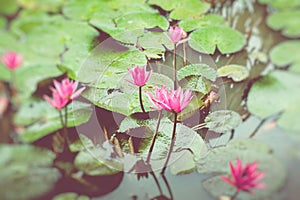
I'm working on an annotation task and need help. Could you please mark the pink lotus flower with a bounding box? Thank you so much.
[169,26,186,44]
[44,89,68,110]
[125,65,152,87]
[221,158,266,194]
[53,78,85,101]
[44,78,85,110]
[146,86,192,113]
[1,51,23,70]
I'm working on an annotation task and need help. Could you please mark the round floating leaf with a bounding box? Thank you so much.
[197,140,286,200]
[0,0,18,15]
[179,14,226,32]
[182,76,211,94]
[270,41,300,73]
[205,110,242,133]
[115,13,169,30]
[53,193,90,200]
[258,0,300,10]
[217,64,250,82]
[138,31,174,58]
[267,11,300,38]
[0,144,60,200]
[177,64,217,81]
[148,0,210,20]
[74,147,122,176]
[189,26,246,54]
[14,100,93,142]
[17,0,65,12]
[247,70,300,132]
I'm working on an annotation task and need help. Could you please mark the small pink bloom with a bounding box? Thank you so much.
[43,89,68,110]
[53,78,85,101]
[1,51,23,70]
[44,78,85,110]
[221,158,266,194]
[124,65,152,87]
[169,26,186,44]
[146,86,192,113]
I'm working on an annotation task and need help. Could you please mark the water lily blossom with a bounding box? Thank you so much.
[125,65,152,87]
[44,78,85,110]
[1,51,23,70]
[53,78,85,101]
[221,158,266,194]
[147,86,192,113]
[169,26,186,44]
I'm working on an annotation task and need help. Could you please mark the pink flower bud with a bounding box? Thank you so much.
[169,26,186,44]
[124,65,152,87]
[1,51,23,70]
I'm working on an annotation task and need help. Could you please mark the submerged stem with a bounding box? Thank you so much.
[146,110,162,163]
[173,44,177,89]
[161,113,178,175]
[139,86,146,113]
[231,191,239,200]
[183,42,187,66]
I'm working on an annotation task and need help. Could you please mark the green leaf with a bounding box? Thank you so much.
[74,147,122,176]
[14,100,93,142]
[115,13,169,30]
[0,0,18,15]
[148,0,210,20]
[179,14,226,32]
[83,72,173,116]
[198,139,286,200]
[69,134,94,153]
[217,64,250,82]
[267,11,300,38]
[17,0,65,12]
[0,144,60,200]
[270,40,300,73]
[138,31,174,57]
[182,76,211,94]
[258,0,300,10]
[247,70,300,132]
[189,26,246,54]
[177,64,217,81]
[53,193,90,200]
[204,110,242,133]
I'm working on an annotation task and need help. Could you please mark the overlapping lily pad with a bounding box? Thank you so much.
[0,144,60,200]
[258,0,300,10]
[270,40,300,73]
[247,70,300,132]
[267,11,300,38]
[14,100,93,142]
[189,26,246,54]
[148,0,210,20]
[177,64,217,81]
[217,64,250,82]
[197,139,286,200]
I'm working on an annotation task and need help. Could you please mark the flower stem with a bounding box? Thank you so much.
[139,86,146,113]
[183,42,187,66]
[231,191,239,200]
[173,44,178,89]
[161,174,174,199]
[161,112,178,175]
[146,110,162,163]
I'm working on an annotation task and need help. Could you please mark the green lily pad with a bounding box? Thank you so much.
[179,14,226,32]
[148,0,210,20]
[115,13,169,30]
[204,110,242,133]
[258,0,300,10]
[17,0,65,12]
[14,100,93,142]
[138,31,174,58]
[177,64,217,81]
[0,144,60,200]
[217,64,250,82]
[82,72,173,116]
[69,134,94,153]
[267,11,300,38]
[0,0,18,15]
[74,147,122,176]
[247,70,300,132]
[182,76,211,94]
[53,193,90,200]
[198,139,286,200]
[270,41,300,73]
[189,26,246,54]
